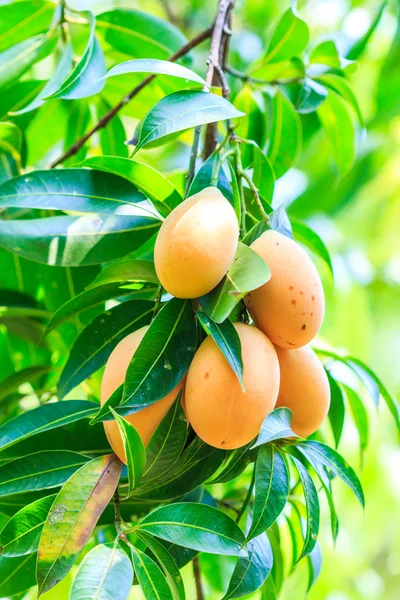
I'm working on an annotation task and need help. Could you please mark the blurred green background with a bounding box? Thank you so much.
[3,0,400,598]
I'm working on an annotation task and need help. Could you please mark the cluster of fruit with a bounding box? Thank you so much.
[101,188,330,463]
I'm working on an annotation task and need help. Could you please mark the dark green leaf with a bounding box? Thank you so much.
[80,157,182,216]
[58,300,154,399]
[267,90,302,179]
[223,531,273,599]
[106,58,206,87]
[0,494,55,556]
[189,152,233,206]
[247,446,289,541]
[137,531,185,600]
[37,454,121,595]
[131,545,173,600]
[327,372,345,448]
[264,8,309,63]
[0,169,146,214]
[252,408,298,449]
[47,12,106,100]
[110,407,146,496]
[200,242,270,324]
[0,213,161,266]
[291,219,333,275]
[70,542,133,600]
[121,298,197,410]
[0,451,88,497]
[208,443,255,485]
[132,91,244,153]
[97,9,187,60]
[196,311,244,389]
[291,456,320,558]
[91,259,159,288]
[297,440,365,507]
[0,400,98,451]
[0,552,36,597]
[242,222,268,246]
[136,502,245,555]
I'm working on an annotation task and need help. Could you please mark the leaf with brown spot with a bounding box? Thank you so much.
[36,454,122,596]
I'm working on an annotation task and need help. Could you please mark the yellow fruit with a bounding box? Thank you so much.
[245,230,325,348]
[100,326,184,463]
[275,345,330,438]
[185,323,280,449]
[154,186,239,298]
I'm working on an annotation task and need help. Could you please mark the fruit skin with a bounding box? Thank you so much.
[154,186,239,299]
[244,230,325,348]
[185,322,280,450]
[100,326,184,464]
[275,345,330,438]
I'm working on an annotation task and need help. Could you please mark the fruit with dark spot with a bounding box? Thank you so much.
[185,323,280,449]
[275,344,330,437]
[101,326,185,463]
[244,230,325,348]
[154,187,239,298]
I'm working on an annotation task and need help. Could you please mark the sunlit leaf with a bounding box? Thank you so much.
[264,8,309,63]
[105,58,206,86]
[131,544,174,600]
[0,1,55,52]
[267,90,302,179]
[252,408,298,449]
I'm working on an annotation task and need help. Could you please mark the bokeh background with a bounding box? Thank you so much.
[1,0,400,598]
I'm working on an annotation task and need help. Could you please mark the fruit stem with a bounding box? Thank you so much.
[236,464,256,523]
[113,488,128,542]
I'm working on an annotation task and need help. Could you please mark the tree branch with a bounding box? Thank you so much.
[48,26,213,169]
[193,557,204,600]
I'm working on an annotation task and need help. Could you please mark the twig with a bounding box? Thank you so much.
[48,26,213,168]
[113,489,127,542]
[225,64,303,86]
[236,464,256,523]
[193,557,204,600]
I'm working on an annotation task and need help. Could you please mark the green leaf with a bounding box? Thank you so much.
[264,8,309,63]
[234,86,266,165]
[0,494,55,556]
[247,446,289,541]
[133,438,225,501]
[47,12,106,100]
[189,152,233,206]
[0,365,54,402]
[291,456,320,558]
[96,98,129,158]
[294,78,327,114]
[131,545,173,600]
[196,311,244,389]
[200,242,270,324]
[0,214,160,267]
[242,221,268,247]
[132,91,244,153]
[0,400,98,451]
[346,2,387,60]
[309,40,343,68]
[267,90,302,179]
[97,8,187,60]
[136,532,185,600]
[37,454,122,595]
[69,542,133,600]
[63,100,92,167]
[141,395,187,486]
[110,408,146,497]
[0,552,36,597]
[344,384,369,460]
[136,502,245,555]
[208,443,255,485]
[297,440,365,507]
[58,300,154,399]
[316,73,364,126]
[0,169,147,214]
[223,531,273,599]
[327,372,346,448]
[0,451,88,497]
[307,542,322,592]
[105,58,206,86]
[121,298,197,410]
[0,32,57,88]
[252,408,298,449]
[269,205,292,238]
[0,1,55,52]
[317,89,356,175]
[301,456,339,543]
[80,156,182,217]
[10,44,73,115]
[45,282,154,334]
[291,219,333,275]
[91,259,159,288]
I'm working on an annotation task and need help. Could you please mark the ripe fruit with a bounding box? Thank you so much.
[245,230,325,348]
[275,345,330,438]
[154,186,239,298]
[100,326,184,463]
[185,322,280,449]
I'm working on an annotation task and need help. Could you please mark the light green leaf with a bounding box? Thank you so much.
[200,242,271,324]
[90,259,159,288]
[343,384,369,460]
[264,8,309,63]
[0,365,54,402]
[316,73,364,126]
[291,219,333,275]
[267,90,302,179]
[291,456,320,558]
[96,98,129,158]
[327,371,346,448]
[105,58,206,87]
[37,454,122,595]
[346,2,387,60]
[0,1,55,52]
[133,91,244,153]
[131,545,174,600]
[0,32,57,88]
